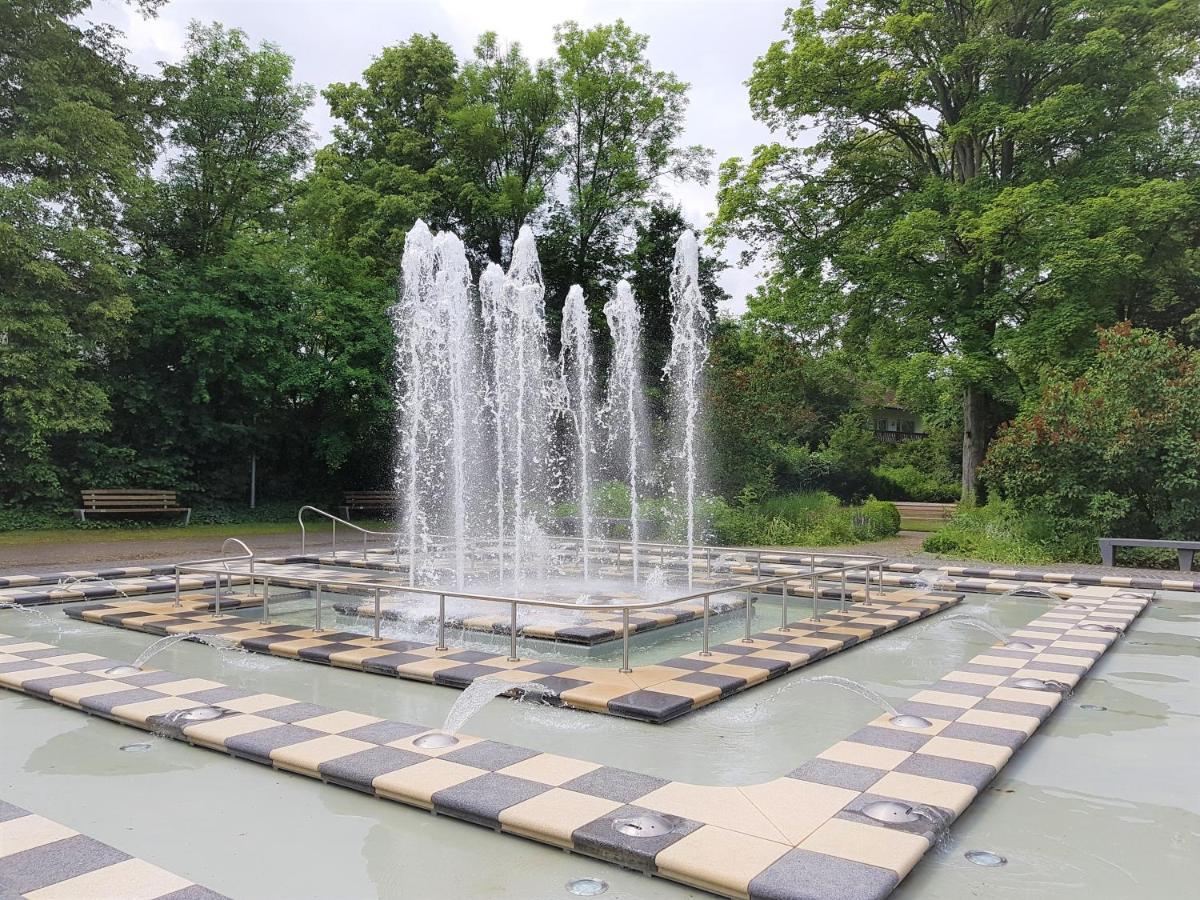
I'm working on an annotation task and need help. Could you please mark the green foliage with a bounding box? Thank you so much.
[922,501,1067,564]
[704,491,900,547]
[984,325,1200,546]
[872,465,959,503]
[713,0,1200,501]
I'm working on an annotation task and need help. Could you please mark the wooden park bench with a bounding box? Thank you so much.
[892,501,958,521]
[1099,537,1200,572]
[75,489,191,524]
[339,491,401,520]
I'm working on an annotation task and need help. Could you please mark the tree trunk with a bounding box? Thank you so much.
[961,385,989,505]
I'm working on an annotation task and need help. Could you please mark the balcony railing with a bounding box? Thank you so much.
[874,430,927,443]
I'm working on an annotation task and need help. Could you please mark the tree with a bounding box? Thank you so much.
[113,22,314,497]
[546,20,711,311]
[713,0,1200,503]
[985,324,1200,548]
[445,33,562,264]
[0,0,159,501]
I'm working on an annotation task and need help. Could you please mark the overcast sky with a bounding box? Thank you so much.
[90,0,801,313]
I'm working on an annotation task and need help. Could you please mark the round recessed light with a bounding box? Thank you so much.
[965,849,1007,867]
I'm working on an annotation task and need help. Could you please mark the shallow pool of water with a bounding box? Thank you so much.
[1,590,1195,899]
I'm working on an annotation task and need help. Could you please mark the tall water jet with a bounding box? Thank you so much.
[393,221,481,589]
[604,279,650,583]
[479,262,509,579]
[664,231,711,586]
[559,285,598,580]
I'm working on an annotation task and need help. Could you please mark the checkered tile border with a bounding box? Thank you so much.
[63,589,961,724]
[0,590,1149,899]
[0,799,227,899]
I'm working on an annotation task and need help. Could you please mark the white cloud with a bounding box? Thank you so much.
[435,0,589,60]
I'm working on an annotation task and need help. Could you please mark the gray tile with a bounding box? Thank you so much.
[158,887,231,900]
[182,686,255,704]
[439,740,540,771]
[16,674,98,698]
[78,688,164,716]
[257,702,335,723]
[561,767,668,804]
[0,800,28,822]
[788,759,886,792]
[892,700,968,723]
[120,670,188,687]
[896,753,996,790]
[836,793,948,842]
[431,772,546,827]
[939,722,1027,750]
[571,804,701,873]
[749,847,899,900]
[606,690,693,723]
[930,679,992,697]
[974,697,1053,721]
[319,746,426,792]
[339,720,427,745]
[845,725,931,753]
[0,835,129,893]
[677,671,746,696]
[224,724,325,763]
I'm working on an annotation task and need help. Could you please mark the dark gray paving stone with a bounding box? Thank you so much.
[778,643,831,658]
[439,740,540,771]
[606,690,693,723]
[9,648,67,660]
[224,724,325,763]
[0,800,28,822]
[710,642,757,655]
[433,664,505,688]
[677,671,747,697]
[845,725,931,753]
[930,679,992,698]
[361,653,425,675]
[973,697,1054,721]
[960,663,1024,677]
[318,746,426,792]
[374,640,429,652]
[443,650,497,663]
[339,720,427,745]
[728,656,791,676]
[120,670,190,687]
[297,643,361,664]
[571,804,701,873]
[0,835,129,893]
[257,702,334,723]
[836,793,947,841]
[892,700,968,723]
[520,675,587,701]
[896,753,996,789]
[554,626,616,643]
[0,661,49,674]
[431,773,547,827]
[788,759,886,792]
[78,688,164,716]
[561,767,669,804]
[749,847,899,900]
[514,660,576,676]
[657,656,719,671]
[158,887,232,900]
[939,721,1027,750]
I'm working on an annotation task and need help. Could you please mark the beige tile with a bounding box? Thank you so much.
[628,665,695,689]
[741,778,859,845]
[655,824,790,898]
[869,771,976,815]
[638,782,789,842]
[38,652,104,666]
[260,638,330,659]
[218,693,298,714]
[918,736,1012,769]
[1013,668,1080,687]
[800,818,928,876]
[554,666,639,687]
[24,857,192,900]
[649,679,722,705]
[818,741,911,771]
[500,788,621,847]
[393,657,463,681]
[971,655,1025,670]
[182,713,280,749]
[907,690,980,711]
[559,681,637,713]
[47,679,132,707]
[372,758,487,808]
[0,665,75,688]
[151,678,226,696]
[986,686,1061,708]
[701,663,770,686]
[294,710,383,734]
[0,815,76,858]
[497,753,601,786]
[942,670,1008,687]
[271,734,377,774]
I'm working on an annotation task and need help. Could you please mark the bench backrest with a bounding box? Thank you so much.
[891,501,958,519]
[343,491,401,504]
[81,489,178,510]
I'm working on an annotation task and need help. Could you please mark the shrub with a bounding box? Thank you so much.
[872,464,959,502]
[858,498,901,538]
[985,325,1200,547]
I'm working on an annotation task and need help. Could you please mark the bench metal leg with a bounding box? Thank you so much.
[1099,542,1114,567]
[74,509,86,522]
[183,509,192,526]
[1179,549,1195,573]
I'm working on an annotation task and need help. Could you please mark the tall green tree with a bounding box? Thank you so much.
[545,20,711,310]
[114,22,314,497]
[0,0,160,502]
[713,0,1200,502]
[445,33,561,264]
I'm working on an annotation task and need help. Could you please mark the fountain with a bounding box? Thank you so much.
[103,633,196,676]
[664,231,710,588]
[603,279,650,583]
[944,614,1037,650]
[559,285,598,580]
[808,675,931,729]
[413,675,552,748]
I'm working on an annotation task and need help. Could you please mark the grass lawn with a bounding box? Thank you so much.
[0,519,394,548]
[900,519,948,533]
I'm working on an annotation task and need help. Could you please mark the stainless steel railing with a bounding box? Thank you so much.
[176,549,887,673]
[173,538,255,614]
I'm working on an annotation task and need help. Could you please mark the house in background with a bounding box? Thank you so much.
[868,393,926,443]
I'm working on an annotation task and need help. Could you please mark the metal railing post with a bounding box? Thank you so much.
[213,571,221,616]
[620,609,632,673]
[865,562,872,602]
[507,602,519,662]
[331,522,337,557]
[363,532,368,562]
[700,595,712,656]
[840,567,847,612]
[315,584,323,631]
[811,571,820,621]
[173,569,181,607]
[781,581,790,631]
[436,594,447,651]
[742,588,754,643]
[261,576,269,622]
[373,587,381,640]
